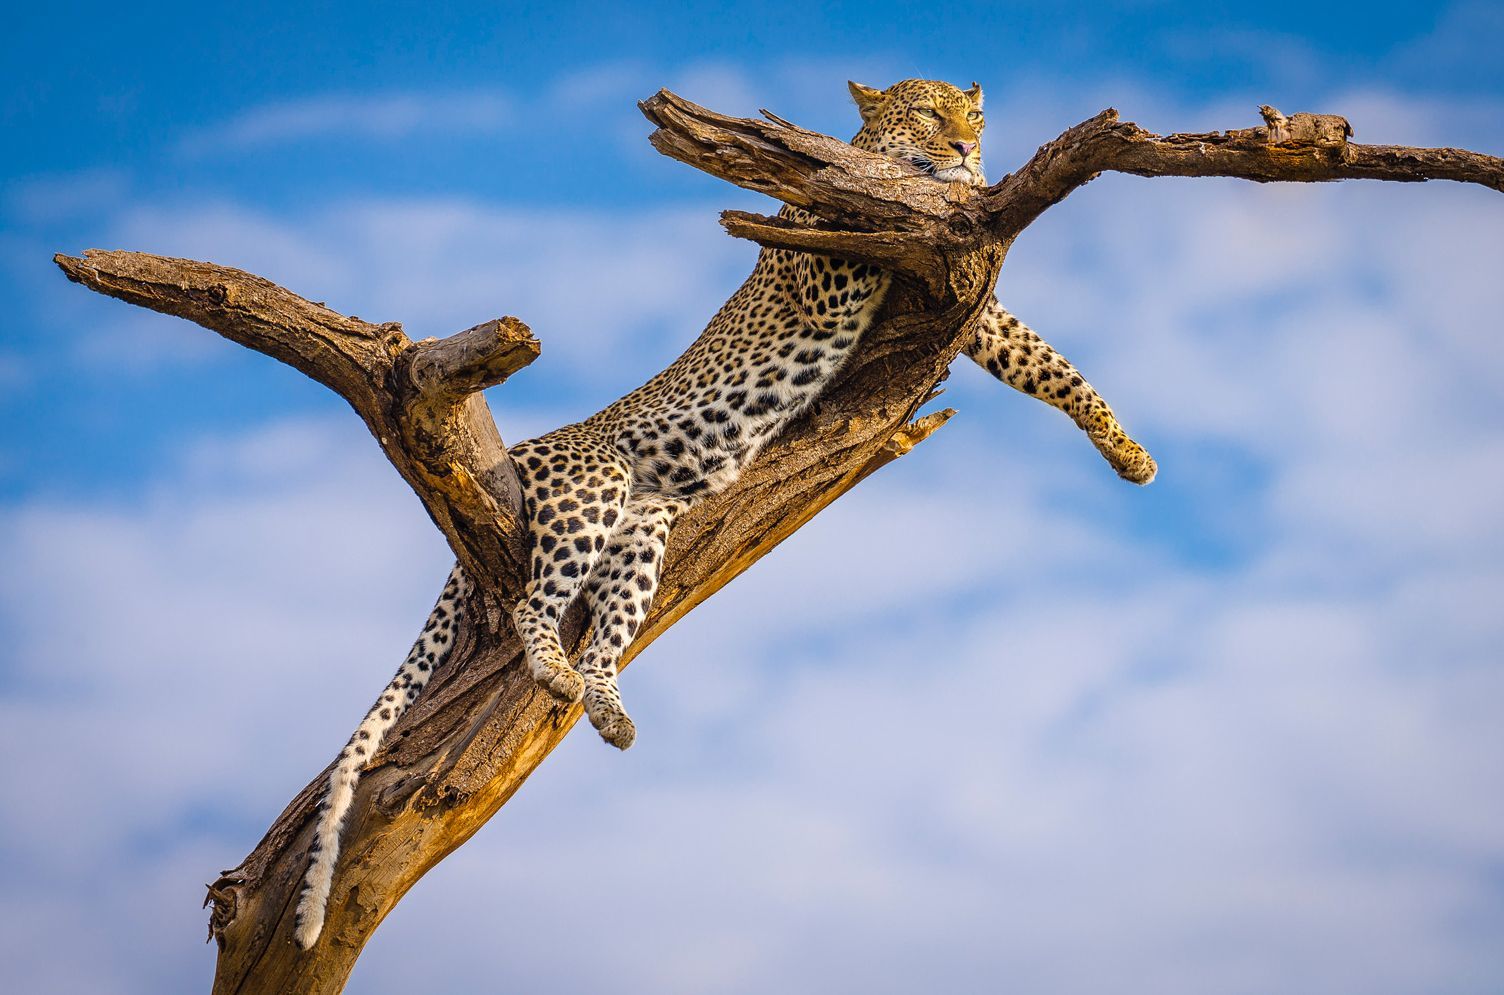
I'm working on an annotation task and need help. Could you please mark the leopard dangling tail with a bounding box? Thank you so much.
[293,564,471,949]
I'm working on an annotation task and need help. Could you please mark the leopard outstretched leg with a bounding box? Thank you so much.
[966,298,1157,484]
[509,429,632,703]
[574,493,685,750]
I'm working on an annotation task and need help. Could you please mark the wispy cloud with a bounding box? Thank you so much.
[4,79,1504,994]
[3,167,129,225]
[58,195,759,418]
[177,90,513,155]
[1397,1,1504,91]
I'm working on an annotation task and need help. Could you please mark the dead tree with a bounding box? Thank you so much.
[55,91,1502,994]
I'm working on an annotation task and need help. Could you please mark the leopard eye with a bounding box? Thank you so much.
[914,107,940,121]
[967,111,983,123]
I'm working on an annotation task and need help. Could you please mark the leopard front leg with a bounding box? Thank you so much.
[574,494,685,750]
[966,299,1157,484]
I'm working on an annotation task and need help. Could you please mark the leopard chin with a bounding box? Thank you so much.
[933,163,986,185]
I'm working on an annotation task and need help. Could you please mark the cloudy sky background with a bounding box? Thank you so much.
[3,2,1503,992]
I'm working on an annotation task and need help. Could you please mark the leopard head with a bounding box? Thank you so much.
[848,78,986,185]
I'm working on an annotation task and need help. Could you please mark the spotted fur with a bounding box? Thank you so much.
[293,79,1153,949]
[969,299,1157,484]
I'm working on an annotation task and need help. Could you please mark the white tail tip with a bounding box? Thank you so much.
[293,915,323,950]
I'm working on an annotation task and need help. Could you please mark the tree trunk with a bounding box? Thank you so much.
[55,89,1503,994]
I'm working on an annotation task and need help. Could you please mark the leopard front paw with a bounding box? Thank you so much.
[1086,409,1157,485]
[1107,436,1157,485]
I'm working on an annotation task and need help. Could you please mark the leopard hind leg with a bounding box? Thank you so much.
[509,429,632,703]
[575,493,685,749]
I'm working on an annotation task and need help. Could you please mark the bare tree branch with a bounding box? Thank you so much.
[53,87,1500,995]
[55,249,537,595]
[640,89,962,230]
[53,250,397,401]
[717,209,948,290]
[983,108,1504,235]
[407,316,539,404]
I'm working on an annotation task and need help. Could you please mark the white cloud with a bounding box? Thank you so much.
[177,90,513,155]
[4,79,1504,995]
[66,196,758,418]
[4,167,130,225]
[1155,25,1326,91]
[0,416,460,991]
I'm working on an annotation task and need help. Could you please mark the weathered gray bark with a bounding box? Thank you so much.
[54,91,1503,995]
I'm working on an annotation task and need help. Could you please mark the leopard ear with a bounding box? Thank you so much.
[964,81,984,110]
[848,81,886,122]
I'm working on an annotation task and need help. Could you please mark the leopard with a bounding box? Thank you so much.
[292,77,1156,949]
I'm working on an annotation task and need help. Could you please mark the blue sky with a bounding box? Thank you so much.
[3,2,1504,993]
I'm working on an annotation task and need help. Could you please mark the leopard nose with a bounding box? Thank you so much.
[952,140,977,157]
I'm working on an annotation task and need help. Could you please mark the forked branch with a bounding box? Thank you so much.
[54,88,1500,995]
[55,249,539,594]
